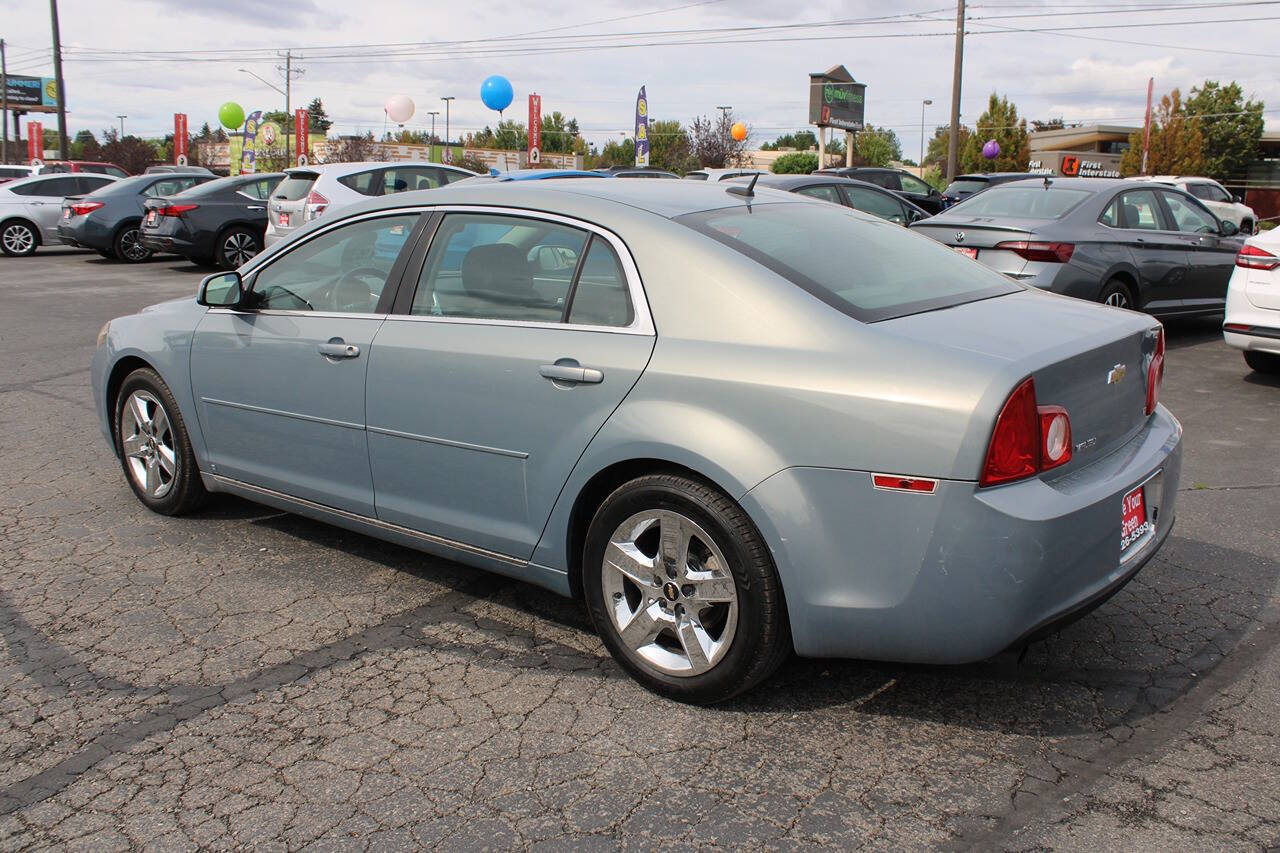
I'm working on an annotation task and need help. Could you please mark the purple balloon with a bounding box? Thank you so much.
[982,139,1001,160]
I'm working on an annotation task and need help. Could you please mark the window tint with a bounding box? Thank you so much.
[900,174,932,195]
[0,167,28,178]
[858,171,898,190]
[1099,198,1119,228]
[1117,190,1164,230]
[412,213,589,322]
[146,178,197,197]
[79,165,107,174]
[944,179,988,195]
[234,177,280,200]
[795,185,843,204]
[273,173,319,200]
[952,186,1092,219]
[678,203,1017,323]
[78,176,115,194]
[567,237,633,327]
[105,166,128,178]
[12,176,79,197]
[684,172,709,181]
[251,214,418,312]
[845,186,908,223]
[382,166,439,193]
[1162,191,1219,234]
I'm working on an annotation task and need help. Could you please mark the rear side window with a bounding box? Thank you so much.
[795,185,843,204]
[677,202,1018,323]
[844,186,907,223]
[78,176,114,194]
[337,170,381,195]
[146,178,197,197]
[1116,190,1165,230]
[950,186,1092,219]
[11,177,79,197]
[567,237,633,327]
[859,171,898,190]
[273,173,319,200]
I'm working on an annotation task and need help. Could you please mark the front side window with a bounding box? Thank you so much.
[1116,190,1165,230]
[795,185,843,204]
[678,202,1018,323]
[1162,191,1219,234]
[900,174,932,195]
[844,186,908,223]
[78,176,115,194]
[412,213,589,322]
[251,214,419,313]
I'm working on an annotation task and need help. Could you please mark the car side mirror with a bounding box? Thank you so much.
[197,271,244,307]
[1220,220,1239,237]
[1233,194,1243,204]
[929,187,940,196]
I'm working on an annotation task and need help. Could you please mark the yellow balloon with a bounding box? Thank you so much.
[730,122,747,141]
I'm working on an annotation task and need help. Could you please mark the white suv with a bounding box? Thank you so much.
[1224,228,1280,375]
[264,161,475,247]
[1141,176,1258,235]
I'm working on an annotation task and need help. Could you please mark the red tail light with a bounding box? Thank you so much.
[1145,326,1165,416]
[157,203,199,217]
[303,190,329,221]
[994,240,1076,264]
[69,201,104,216]
[1236,243,1279,270]
[980,378,1074,487]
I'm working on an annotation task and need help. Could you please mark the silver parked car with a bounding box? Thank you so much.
[0,172,119,256]
[92,180,1181,703]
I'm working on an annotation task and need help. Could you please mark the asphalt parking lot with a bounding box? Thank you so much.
[1,246,1278,850]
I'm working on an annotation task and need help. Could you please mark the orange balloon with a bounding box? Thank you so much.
[731,122,747,141]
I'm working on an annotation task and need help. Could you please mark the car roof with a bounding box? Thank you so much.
[2,172,120,190]
[485,169,606,181]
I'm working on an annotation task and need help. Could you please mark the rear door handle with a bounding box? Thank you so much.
[539,363,603,384]
[246,205,265,211]
[318,341,360,359]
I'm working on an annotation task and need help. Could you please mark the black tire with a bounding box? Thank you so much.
[1099,278,1137,311]
[1244,351,1280,374]
[215,226,262,270]
[112,223,152,262]
[114,368,208,516]
[0,219,39,257]
[582,473,791,704]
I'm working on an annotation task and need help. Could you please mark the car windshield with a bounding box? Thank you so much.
[677,202,1018,322]
[943,179,989,195]
[949,186,1093,219]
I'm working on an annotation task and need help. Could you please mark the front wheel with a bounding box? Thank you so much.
[114,368,208,515]
[582,474,790,704]
[1244,351,1280,374]
[1,220,38,257]
[113,225,152,262]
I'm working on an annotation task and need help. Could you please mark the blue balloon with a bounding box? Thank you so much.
[480,75,514,112]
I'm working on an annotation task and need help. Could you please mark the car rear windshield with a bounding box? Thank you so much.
[950,186,1093,219]
[676,202,1018,323]
[273,173,319,201]
[944,179,989,195]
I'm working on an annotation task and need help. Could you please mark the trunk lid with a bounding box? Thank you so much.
[270,170,319,233]
[877,289,1159,477]
[910,217,1041,278]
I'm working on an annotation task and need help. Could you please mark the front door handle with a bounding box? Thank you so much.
[539,363,604,384]
[246,205,265,211]
[318,340,360,359]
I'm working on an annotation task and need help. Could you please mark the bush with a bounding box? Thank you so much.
[456,154,489,175]
[771,152,818,174]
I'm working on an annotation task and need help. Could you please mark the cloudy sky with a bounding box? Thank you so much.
[4,0,1277,158]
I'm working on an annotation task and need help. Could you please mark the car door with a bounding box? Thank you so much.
[793,184,844,206]
[365,210,656,559]
[899,172,942,214]
[190,211,423,515]
[1157,189,1236,310]
[842,184,911,224]
[19,176,81,240]
[1102,188,1189,313]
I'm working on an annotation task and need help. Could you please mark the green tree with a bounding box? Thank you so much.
[925,124,972,178]
[1184,80,1264,180]
[306,98,333,134]
[961,93,1030,173]
[647,119,695,173]
[771,152,819,174]
[689,111,749,168]
[852,125,902,167]
[71,129,101,160]
[1120,88,1204,176]
[761,130,819,151]
[99,129,156,174]
[590,137,636,169]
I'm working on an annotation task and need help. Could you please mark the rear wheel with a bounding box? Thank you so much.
[113,225,151,262]
[1244,351,1280,374]
[114,368,208,515]
[582,473,790,704]
[215,226,261,269]
[1100,278,1136,311]
[1,220,38,257]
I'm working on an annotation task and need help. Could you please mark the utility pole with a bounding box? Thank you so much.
[919,98,932,171]
[427,110,439,159]
[441,96,455,147]
[277,51,304,161]
[945,0,965,182]
[1,39,9,164]
[116,115,126,137]
[50,0,69,159]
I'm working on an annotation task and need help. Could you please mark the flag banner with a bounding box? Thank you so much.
[634,86,649,167]
[174,114,188,165]
[295,108,310,165]
[27,121,43,165]
[240,110,263,174]
[528,93,542,165]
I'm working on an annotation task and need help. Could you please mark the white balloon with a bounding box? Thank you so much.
[384,94,415,124]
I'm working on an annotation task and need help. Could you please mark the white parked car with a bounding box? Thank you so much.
[264,161,475,247]
[0,172,119,256]
[1224,228,1280,374]
[1140,176,1258,235]
[0,165,36,184]
[683,167,767,182]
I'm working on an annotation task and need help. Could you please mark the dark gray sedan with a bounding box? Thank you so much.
[57,171,216,262]
[730,173,931,225]
[910,177,1241,316]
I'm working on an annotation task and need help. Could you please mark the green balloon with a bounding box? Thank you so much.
[218,101,245,130]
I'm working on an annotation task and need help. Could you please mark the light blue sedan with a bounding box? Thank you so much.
[92,179,1181,703]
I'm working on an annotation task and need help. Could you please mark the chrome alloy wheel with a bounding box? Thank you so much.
[602,509,739,676]
[2,223,34,254]
[222,231,257,267]
[1104,290,1131,309]
[120,228,149,261]
[120,390,177,498]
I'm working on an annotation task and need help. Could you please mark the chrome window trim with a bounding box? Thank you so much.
[207,307,389,320]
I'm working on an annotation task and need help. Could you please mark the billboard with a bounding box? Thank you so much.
[808,65,865,131]
[4,75,60,113]
[1028,151,1122,179]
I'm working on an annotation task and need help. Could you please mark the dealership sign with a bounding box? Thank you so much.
[1029,150,1123,179]
[528,93,542,165]
[4,75,59,113]
[808,64,865,131]
[27,121,43,165]
[174,113,188,166]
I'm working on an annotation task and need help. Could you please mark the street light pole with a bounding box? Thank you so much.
[427,110,439,160]
[116,115,126,138]
[442,96,455,148]
[919,98,933,171]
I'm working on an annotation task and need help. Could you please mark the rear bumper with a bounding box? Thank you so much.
[138,232,201,256]
[57,218,113,251]
[263,225,294,248]
[741,404,1182,662]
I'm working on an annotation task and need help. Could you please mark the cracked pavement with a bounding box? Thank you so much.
[1,248,1278,849]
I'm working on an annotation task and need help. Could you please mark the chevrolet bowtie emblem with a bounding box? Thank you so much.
[1107,363,1127,385]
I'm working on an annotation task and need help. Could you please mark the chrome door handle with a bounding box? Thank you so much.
[318,341,360,359]
[246,205,265,211]
[539,363,603,384]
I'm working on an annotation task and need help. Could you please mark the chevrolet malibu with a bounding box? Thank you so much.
[92,180,1181,703]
